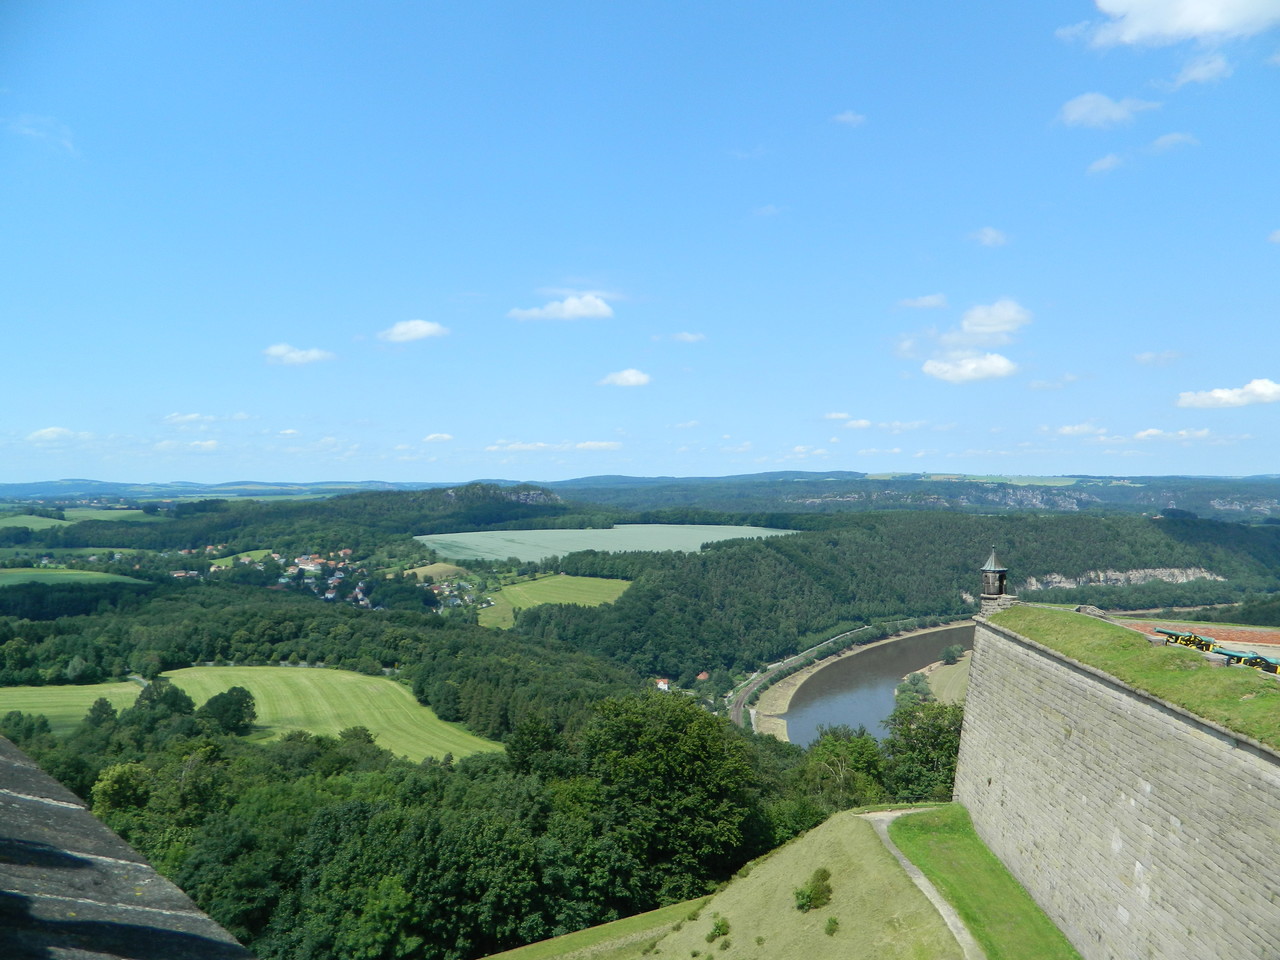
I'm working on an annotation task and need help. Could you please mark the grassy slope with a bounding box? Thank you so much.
[926,653,971,703]
[0,681,143,734]
[992,605,1280,749]
[0,668,501,761]
[889,805,1082,960]
[63,508,167,523]
[480,575,630,629]
[163,667,502,761]
[0,569,147,586]
[208,549,272,568]
[485,810,962,960]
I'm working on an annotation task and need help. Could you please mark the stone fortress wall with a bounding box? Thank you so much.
[955,615,1280,960]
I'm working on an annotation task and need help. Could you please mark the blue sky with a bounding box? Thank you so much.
[3,1,1279,484]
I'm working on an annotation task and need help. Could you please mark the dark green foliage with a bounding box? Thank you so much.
[794,867,832,912]
[196,686,257,735]
[881,700,965,802]
[942,644,964,665]
[824,916,839,936]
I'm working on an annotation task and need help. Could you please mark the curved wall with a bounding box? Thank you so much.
[955,616,1280,959]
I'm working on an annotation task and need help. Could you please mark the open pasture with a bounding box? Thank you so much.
[0,514,69,530]
[404,561,469,581]
[64,508,166,523]
[0,681,143,735]
[417,523,795,563]
[163,666,501,761]
[209,549,272,568]
[480,574,630,629]
[0,569,146,587]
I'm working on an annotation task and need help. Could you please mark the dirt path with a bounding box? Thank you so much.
[859,809,987,960]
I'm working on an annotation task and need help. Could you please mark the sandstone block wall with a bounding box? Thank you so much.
[955,617,1280,960]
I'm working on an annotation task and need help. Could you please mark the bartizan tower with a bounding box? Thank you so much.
[980,547,1017,615]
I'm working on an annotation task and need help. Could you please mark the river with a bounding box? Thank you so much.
[780,623,975,745]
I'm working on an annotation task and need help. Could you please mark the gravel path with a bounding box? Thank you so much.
[859,809,987,960]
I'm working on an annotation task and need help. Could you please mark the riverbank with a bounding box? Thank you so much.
[754,622,975,742]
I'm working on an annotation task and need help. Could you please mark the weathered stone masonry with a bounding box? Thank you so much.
[955,616,1280,960]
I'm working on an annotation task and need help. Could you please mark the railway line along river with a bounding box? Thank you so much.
[755,622,975,745]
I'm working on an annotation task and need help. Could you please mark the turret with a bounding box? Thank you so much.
[980,547,1016,615]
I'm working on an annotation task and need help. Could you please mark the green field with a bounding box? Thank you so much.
[0,667,501,761]
[404,561,469,580]
[417,523,796,563]
[0,681,144,735]
[888,805,1082,960]
[480,574,630,629]
[927,653,971,703]
[0,568,147,587]
[0,513,70,530]
[209,549,272,568]
[64,507,167,523]
[163,666,501,761]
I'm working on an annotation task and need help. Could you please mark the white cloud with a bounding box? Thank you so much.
[1176,377,1280,407]
[857,447,903,455]
[922,353,1018,383]
[825,412,850,420]
[672,331,706,342]
[576,440,623,450]
[189,440,219,451]
[279,429,300,436]
[1031,373,1080,390]
[881,420,927,433]
[598,368,650,387]
[899,293,948,308]
[1134,427,1211,440]
[378,319,449,342]
[6,114,75,153]
[1269,229,1280,243]
[1090,0,1280,46]
[948,298,1031,347]
[674,420,699,429]
[832,110,866,126]
[753,204,783,217]
[1150,132,1199,151]
[1174,52,1233,86]
[844,419,873,429]
[971,227,1008,246]
[422,433,453,442]
[1057,422,1107,436]
[163,412,214,424]
[264,343,334,365]
[486,441,559,452]
[1135,350,1181,365]
[1060,92,1159,128]
[508,293,613,321]
[1088,153,1124,174]
[26,426,75,442]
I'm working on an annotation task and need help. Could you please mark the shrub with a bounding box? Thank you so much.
[705,916,729,942]
[794,867,833,912]
[825,917,839,936]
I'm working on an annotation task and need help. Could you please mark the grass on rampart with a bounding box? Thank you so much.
[888,804,1082,960]
[991,605,1280,750]
[483,808,963,960]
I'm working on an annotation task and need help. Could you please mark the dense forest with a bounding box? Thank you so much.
[4,685,959,959]
[4,481,1280,958]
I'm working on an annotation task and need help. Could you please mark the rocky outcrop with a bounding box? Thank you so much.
[1021,567,1224,592]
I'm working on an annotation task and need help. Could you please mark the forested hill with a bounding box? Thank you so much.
[7,483,615,556]
[548,472,1280,519]
[515,513,1280,679]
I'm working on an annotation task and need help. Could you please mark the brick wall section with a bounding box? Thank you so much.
[954,616,1280,960]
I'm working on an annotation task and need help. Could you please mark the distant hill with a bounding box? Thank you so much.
[7,472,1280,521]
